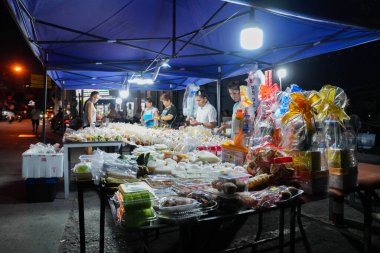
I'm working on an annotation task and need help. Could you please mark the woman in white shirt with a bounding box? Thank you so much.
[83,91,99,127]
[189,90,217,129]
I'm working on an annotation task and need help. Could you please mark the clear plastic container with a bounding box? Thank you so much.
[172,184,211,196]
[144,175,177,189]
[218,172,251,184]
[154,196,200,214]
[79,154,97,163]
[117,182,156,210]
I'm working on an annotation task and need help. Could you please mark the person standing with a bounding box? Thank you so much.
[30,105,41,134]
[106,103,118,123]
[156,93,177,128]
[83,91,99,127]
[216,80,253,138]
[141,97,159,127]
[188,90,217,129]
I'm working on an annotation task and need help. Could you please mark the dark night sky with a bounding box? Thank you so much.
[1,1,380,130]
[0,1,42,74]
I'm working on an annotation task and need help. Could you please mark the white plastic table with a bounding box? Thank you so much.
[63,141,123,199]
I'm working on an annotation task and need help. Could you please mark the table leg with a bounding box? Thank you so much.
[179,225,191,253]
[297,204,311,253]
[63,146,69,199]
[251,212,263,253]
[78,182,85,253]
[279,208,285,253]
[99,186,105,253]
[290,205,296,253]
[359,189,373,253]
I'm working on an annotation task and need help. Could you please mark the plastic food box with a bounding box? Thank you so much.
[79,154,97,163]
[154,196,200,214]
[218,172,251,184]
[22,153,63,178]
[156,209,204,223]
[221,143,248,166]
[172,184,211,196]
[117,182,156,211]
[109,198,156,228]
[144,175,177,189]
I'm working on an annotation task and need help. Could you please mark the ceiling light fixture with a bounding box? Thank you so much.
[240,8,263,50]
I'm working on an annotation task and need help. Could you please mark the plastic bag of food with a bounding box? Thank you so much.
[24,142,61,154]
[196,150,220,163]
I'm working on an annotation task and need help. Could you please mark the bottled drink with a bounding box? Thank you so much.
[311,123,327,171]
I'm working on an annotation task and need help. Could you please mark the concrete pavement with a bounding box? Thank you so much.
[0,120,74,253]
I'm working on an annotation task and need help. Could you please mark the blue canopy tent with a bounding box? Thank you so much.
[5,0,380,141]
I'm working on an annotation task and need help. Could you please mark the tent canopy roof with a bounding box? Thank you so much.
[6,0,380,90]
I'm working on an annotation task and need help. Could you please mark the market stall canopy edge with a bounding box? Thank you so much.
[6,0,380,90]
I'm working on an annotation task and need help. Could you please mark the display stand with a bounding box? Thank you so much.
[76,180,311,253]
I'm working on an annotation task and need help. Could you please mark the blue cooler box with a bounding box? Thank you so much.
[25,178,59,202]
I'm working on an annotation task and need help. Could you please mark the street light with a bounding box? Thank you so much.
[13,65,23,73]
[277,68,287,90]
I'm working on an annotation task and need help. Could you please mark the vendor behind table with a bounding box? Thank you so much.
[156,93,177,128]
[141,97,159,128]
[83,91,100,128]
[216,80,254,139]
[188,90,217,129]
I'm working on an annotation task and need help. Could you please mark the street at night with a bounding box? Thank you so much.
[1,1,380,253]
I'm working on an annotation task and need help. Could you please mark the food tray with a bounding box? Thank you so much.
[217,172,251,184]
[154,196,200,214]
[175,178,210,186]
[200,200,218,212]
[109,198,157,228]
[277,189,304,205]
[172,184,211,196]
[156,209,204,224]
[144,175,177,189]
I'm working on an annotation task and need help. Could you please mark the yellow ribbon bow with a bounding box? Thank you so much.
[281,92,317,132]
[313,85,350,126]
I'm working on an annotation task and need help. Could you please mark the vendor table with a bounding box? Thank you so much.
[63,141,123,199]
[76,180,311,253]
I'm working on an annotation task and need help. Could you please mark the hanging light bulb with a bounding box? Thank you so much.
[115,97,123,104]
[277,68,287,79]
[119,79,130,98]
[240,8,263,50]
[119,89,129,99]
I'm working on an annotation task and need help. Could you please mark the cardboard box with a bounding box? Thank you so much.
[22,153,64,178]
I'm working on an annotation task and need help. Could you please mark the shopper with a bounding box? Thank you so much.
[106,103,118,122]
[83,91,99,127]
[141,97,159,127]
[156,93,177,128]
[188,90,217,129]
[30,105,41,134]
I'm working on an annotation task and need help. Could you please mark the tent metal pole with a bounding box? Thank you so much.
[61,82,65,135]
[80,90,84,120]
[172,0,176,57]
[276,27,350,64]
[42,52,49,143]
[35,19,171,57]
[176,11,249,40]
[217,66,221,126]
[175,2,228,57]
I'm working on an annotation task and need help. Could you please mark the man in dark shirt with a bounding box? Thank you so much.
[157,93,177,128]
